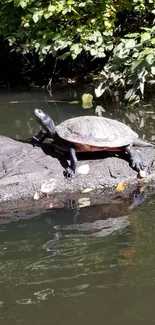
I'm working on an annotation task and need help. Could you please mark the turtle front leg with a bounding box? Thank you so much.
[125,145,147,171]
[64,147,77,179]
[27,129,47,145]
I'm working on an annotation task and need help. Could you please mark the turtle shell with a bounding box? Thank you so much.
[56,116,138,151]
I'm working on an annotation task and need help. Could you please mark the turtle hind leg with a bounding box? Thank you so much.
[125,145,147,171]
[64,147,77,179]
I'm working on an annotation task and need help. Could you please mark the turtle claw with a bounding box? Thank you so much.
[27,137,36,146]
[126,146,147,172]
[131,158,147,172]
[27,136,40,146]
[63,168,74,179]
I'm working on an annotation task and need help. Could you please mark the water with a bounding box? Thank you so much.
[1,88,155,141]
[0,199,155,325]
[1,89,155,324]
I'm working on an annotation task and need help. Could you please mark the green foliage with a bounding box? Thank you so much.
[99,25,155,106]
[0,0,155,104]
[0,0,115,60]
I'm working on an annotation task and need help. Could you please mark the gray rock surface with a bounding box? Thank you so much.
[0,135,155,218]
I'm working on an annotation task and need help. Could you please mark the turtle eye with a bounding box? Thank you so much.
[39,110,44,116]
[35,108,44,117]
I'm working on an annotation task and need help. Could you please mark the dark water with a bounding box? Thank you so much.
[1,89,155,324]
[1,88,155,141]
[0,200,155,325]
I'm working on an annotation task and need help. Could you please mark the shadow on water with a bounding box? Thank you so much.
[1,90,155,324]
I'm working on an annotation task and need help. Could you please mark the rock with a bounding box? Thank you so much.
[0,135,155,217]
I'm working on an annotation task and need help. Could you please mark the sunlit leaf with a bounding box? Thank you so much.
[125,88,134,100]
[125,33,139,38]
[70,43,82,58]
[151,38,155,45]
[94,82,105,98]
[82,93,93,108]
[124,39,136,49]
[131,58,143,72]
[48,4,56,12]
[140,48,153,56]
[33,13,39,23]
[146,53,155,65]
[137,68,148,81]
[140,32,151,43]
[151,66,155,75]
[139,81,144,97]
[105,43,113,51]
[19,0,26,8]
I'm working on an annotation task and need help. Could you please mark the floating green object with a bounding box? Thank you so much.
[82,93,93,109]
[69,100,79,104]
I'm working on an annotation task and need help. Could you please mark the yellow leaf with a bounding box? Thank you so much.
[138,183,146,193]
[82,93,93,109]
[78,197,91,208]
[81,188,93,194]
[116,181,126,192]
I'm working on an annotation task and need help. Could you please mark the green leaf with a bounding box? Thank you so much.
[137,69,148,81]
[139,81,144,97]
[151,38,155,45]
[124,39,136,49]
[125,88,134,100]
[33,13,39,23]
[151,66,155,75]
[19,0,26,8]
[131,58,144,72]
[70,43,82,58]
[105,43,113,51]
[90,48,98,56]
[89,31,102,42]
[146,54,155,65]
[7,36,16,46]
[140,27,152,32]
[140,33,151,43]
[125,33,139,38]
[48,4,56,12]
[140,48,153,55]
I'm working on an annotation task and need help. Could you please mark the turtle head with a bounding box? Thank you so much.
[34,108,56,136]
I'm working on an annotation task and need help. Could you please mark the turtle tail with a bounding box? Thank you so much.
[133,139,155,147]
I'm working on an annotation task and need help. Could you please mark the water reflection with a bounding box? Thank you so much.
[0,196,155,324]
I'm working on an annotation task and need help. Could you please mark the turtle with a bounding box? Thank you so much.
[29,108,154,177]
